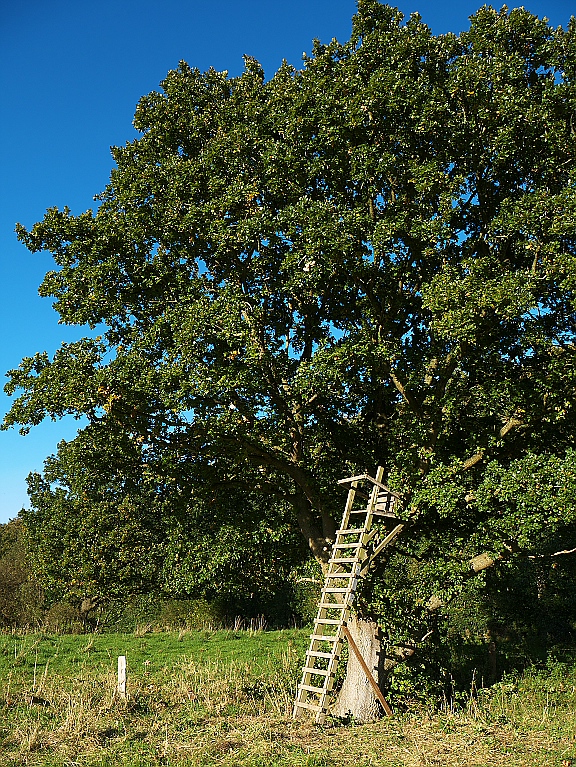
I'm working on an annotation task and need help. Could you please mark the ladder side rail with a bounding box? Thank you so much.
[294,553,355,718]
[339,480,359,534]
[363,465,385,531]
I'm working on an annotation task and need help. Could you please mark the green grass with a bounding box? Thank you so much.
[0,628,306,679]
[1,629,575,766]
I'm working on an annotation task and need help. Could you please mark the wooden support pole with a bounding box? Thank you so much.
[117,655,127,699]
[341,624,392,716]
[360,523,406,577]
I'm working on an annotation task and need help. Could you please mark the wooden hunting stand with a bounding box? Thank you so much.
[292,467,403,724]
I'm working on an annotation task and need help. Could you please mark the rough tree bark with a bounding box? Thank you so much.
[330,615,387,722]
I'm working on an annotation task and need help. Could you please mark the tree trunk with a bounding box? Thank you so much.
[330,616,387,723]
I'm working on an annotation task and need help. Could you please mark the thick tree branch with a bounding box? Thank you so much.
[383,630,434,672]
[292,491,332,565]
[499,416,523,438]
[462,451,484,470]
[389,369,421,414]
[239,436,318,501]
[461,415,523,471]
[433,352,459,401]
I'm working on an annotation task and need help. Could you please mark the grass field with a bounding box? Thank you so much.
[1,628,575,766]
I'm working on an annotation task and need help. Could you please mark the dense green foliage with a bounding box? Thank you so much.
[4,1,576,670]
[22,430,306,612]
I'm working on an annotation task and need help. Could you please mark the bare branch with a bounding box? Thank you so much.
[462,451,484,470]
[499,417,523,438]
[528,546,576,559]
[469,551,497,573]
[460,415,523,471]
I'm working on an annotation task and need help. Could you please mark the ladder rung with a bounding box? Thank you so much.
[338,474,394,493]
[294,699,323,712]
[330,556,359,562]
[310,634,339,641]
[325,572,355,579]
[323,588,351,593]
[298,682,327,693]
[307,651,333,659]
[315,618,343,625]
[303,667,331,676]
[336,528,364,534]
[337,473,370,484]
[318,602,346,609]
[333,542,362,549]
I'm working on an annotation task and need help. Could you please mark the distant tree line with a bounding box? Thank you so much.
[0,517,318,632]
[0,520,43,627]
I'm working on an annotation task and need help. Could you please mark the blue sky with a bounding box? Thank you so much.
[0,0,574,523]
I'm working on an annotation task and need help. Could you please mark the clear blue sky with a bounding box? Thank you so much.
[0,0,574,523]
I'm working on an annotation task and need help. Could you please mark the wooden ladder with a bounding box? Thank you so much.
[292,467,398,724]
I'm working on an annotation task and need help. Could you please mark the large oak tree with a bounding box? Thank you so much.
[5,1,576,719]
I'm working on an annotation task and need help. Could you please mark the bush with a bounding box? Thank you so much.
[42,602,84,634]
[289,560,323,626]
[158,598,228,629]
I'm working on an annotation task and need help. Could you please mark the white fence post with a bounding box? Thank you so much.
[117,655,127,699]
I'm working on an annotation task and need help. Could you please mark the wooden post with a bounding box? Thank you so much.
[341,624,392,716]
[117,655,127,699]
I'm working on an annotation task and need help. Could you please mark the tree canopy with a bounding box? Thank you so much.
[4,1,576,678]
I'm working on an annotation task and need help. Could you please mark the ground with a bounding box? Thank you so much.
[0,629,574,766]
